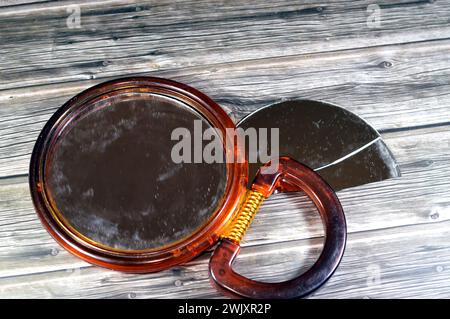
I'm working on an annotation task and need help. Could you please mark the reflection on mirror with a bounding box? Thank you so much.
[45,93,227,251]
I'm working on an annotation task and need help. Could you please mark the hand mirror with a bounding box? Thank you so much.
[29,77,399,298]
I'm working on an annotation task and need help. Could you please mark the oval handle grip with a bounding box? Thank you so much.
[209,157,347,299]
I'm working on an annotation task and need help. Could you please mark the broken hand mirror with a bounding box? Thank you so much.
[29,77,400,299]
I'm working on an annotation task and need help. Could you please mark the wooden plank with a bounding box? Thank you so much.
[1,220,450,298]
[1,39,450,178]
[1,125,449,280]
[0,0,449,90]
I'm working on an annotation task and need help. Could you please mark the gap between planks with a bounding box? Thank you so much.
[1,37,450,178]
[1,220,450,298]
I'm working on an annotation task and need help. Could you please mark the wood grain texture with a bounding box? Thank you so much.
[0,0,449,90]
[0,0,450,299]
[1,126,449,294]
[2,39,450,178]
[1,221,450,299]
[0,0,49,7]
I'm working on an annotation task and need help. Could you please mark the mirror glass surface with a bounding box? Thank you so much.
[45,92,227,251]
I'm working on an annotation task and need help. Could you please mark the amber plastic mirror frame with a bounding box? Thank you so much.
[29,77,248,272]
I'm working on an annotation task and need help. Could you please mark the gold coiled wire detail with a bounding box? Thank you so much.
[222,190,266,244]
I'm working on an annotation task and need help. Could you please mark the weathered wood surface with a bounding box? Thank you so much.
[1,0,450,90]
[0,0,450,298]
[2,39,450,178]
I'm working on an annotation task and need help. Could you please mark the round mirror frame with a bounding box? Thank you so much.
[29,77,247,272]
